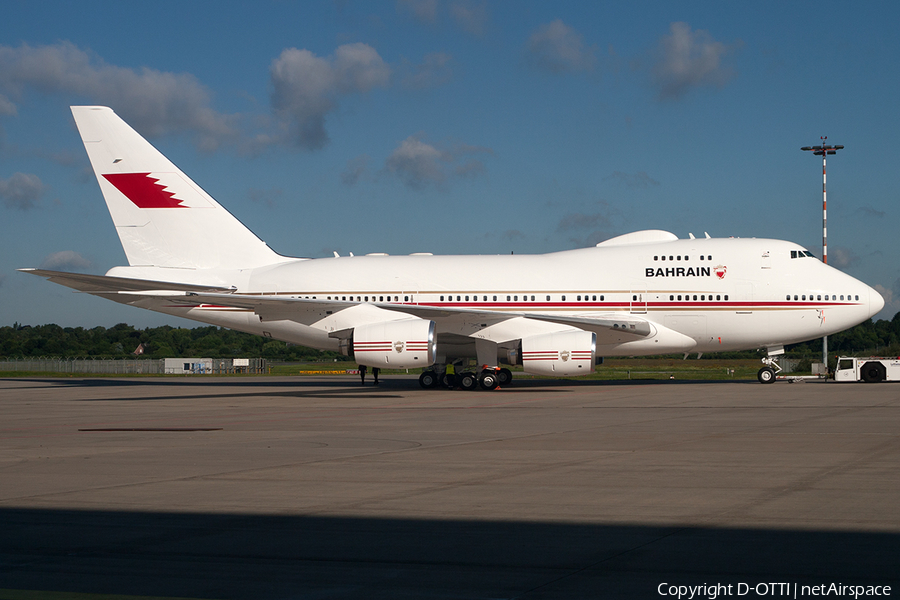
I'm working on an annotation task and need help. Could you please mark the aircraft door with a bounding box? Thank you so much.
[630,290,648,314]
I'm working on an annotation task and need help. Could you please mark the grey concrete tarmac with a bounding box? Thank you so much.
[1,375,898,599]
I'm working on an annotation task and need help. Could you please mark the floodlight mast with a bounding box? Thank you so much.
[801,137,844,369]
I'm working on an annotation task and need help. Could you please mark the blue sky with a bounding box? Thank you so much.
[1,1,898,328]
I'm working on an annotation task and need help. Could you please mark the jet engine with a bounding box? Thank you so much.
[343,319,436,369]
[512,330,596,376]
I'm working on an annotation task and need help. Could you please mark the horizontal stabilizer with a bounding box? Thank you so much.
[18,268,234,295]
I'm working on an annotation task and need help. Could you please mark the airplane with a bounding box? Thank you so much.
[21,106,884,388]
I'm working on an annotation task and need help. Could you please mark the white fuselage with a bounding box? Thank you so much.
[109,236,883,358]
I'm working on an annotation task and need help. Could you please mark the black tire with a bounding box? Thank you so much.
[419,371,438,389]
[497,368,513,386]
[479,371,499,390]
[860,362,886,383]
[442,373,456,388]
[459,372,478,391]
[757,366,776,384]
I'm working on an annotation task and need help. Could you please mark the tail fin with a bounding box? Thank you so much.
[71,106,281,270]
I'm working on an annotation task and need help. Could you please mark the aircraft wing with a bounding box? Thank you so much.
[21,270,659,347]
[152,291,655,346]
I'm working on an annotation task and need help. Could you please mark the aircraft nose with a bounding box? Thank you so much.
[868,285,885,318]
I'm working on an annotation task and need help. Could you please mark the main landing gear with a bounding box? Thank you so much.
[419,366,512,390]
[757,347,784,384]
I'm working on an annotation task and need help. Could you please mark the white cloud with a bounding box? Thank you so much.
[341,155,370,186]
[827,246,859,269]
[247,188,283,209]
[856,206,886,219]
[0,172,46,210]
[384,134,492,189]
[450,1,488,36]
[603,171,660,189]
[526,20,596,74]
[269,44,391,150]
[40,250,91,271]
[0,42,236,150]
[399,52,454,90]
[397,0,438,23]
[652,22,738,100]
[874,283,899,321]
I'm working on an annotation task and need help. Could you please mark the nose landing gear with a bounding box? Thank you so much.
[757,347,784,384]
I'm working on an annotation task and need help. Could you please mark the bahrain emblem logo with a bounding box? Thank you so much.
[394,340,405,353]
[714,265,727,280]
[103,173,212,209]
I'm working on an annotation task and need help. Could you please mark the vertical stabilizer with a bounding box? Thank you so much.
[71,106,281,269]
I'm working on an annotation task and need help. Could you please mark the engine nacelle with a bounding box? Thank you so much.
[517,330,596,376]
[349,319,436,369]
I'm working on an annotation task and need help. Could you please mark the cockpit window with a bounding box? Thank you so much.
[791,250,817,259]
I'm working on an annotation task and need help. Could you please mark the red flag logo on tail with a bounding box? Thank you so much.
[103,173,187,208]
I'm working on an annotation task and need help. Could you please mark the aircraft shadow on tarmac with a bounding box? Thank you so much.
[2,507,897,599]
[8,375,763,390]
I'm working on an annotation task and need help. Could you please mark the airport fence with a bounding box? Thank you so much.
[0,357,267,375]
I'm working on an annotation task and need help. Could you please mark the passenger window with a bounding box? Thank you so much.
[592,295,596,301]
[700,255,704,261]
[670,295,674,301]
[654,256,658,261]
[514,295,518,301]
[840,295,844,300]
[600,295,604,301]
[507,295,511,301]
[724,295,729,300]
[661,256,666,261]
[707,255,712,260]
[677,295,682,301]
[794,295,798,301]
[701,295,705,301]
[493,295,497,301]
[677,256,682,261]
[440,295,444,301]
[483,296,487,301]
[633,295,638,301]
[817,295,821,301]
[855,295,859,301]
[465,295,469,301]
[669,256,673,261]
[365,296,369,301]
[531,295,535,301]
[546,295,550,301]
[693,295,698,301]
[802,295,806,301]
[685,255,689,260]
[404,296,409,302]
[786,295,790,301]
[562,295,566,301]
[716,295,721,301]
[577,295,581,301]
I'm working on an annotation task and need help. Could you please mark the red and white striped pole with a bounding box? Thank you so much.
[801,138,844,370]
[822,136,828,265]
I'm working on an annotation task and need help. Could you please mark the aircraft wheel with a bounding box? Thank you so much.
[419,370,438,389]
[860,362,886,383]
[478,370,499,390]
[459,372,478,391]
[497,368,513,386]
[757,367,776,384]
